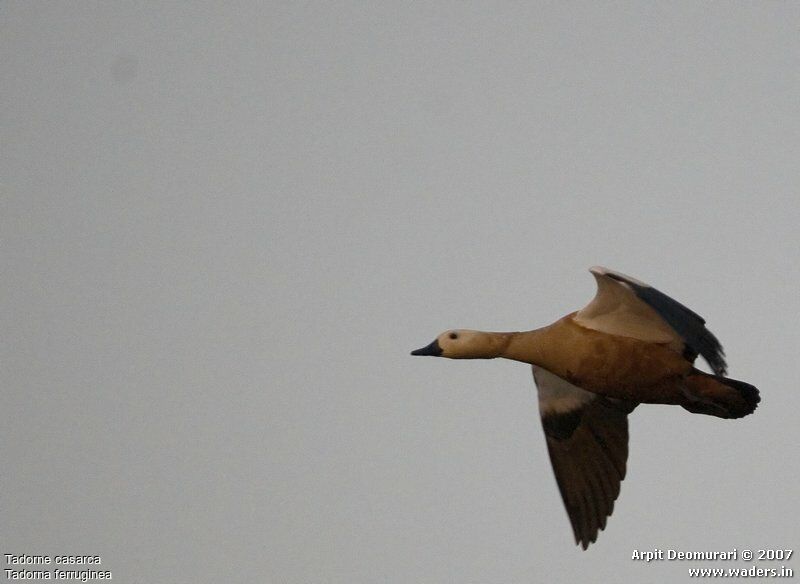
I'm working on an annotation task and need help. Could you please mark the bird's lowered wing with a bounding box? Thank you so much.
[574,266,727,375]
[533,366,637,549]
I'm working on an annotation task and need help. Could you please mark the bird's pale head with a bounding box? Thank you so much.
[411,329,502,359]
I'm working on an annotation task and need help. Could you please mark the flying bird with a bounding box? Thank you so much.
[411,266,760,549]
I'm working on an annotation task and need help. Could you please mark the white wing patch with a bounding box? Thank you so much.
[574,266,683,349]
[533,366,596,415]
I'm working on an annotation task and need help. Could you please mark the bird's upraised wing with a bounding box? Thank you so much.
[574,266,726,375]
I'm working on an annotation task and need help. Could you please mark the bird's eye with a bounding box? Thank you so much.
[449,332,458,340]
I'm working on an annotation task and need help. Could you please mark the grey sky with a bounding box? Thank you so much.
[2,3,798,583]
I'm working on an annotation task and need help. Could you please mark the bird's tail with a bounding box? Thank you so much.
[680,371,760,419]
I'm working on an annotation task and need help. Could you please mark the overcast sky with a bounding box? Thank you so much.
[2,3,799,583]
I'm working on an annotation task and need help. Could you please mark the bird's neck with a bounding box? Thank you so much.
[484,328,551,365]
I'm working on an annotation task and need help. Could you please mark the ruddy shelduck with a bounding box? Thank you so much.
[411,266,759,549]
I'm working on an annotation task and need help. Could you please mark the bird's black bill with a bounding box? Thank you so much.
[410,339,442,356]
